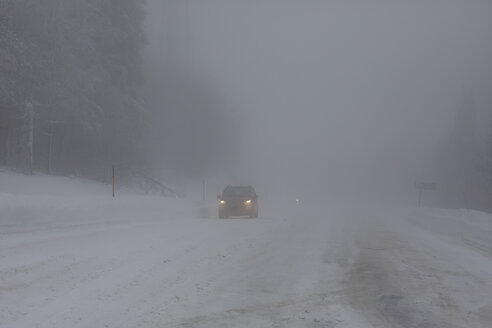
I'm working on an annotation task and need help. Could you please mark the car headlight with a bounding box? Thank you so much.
[220,200,226,204]
[245,200,252,204]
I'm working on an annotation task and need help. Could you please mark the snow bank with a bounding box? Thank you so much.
[0,169,108,196]
[0,170,199,235]
[403,207,492,253]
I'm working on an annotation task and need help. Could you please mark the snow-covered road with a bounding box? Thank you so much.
[1,176,491,327]
[1,203,364,327]
[346,210,492,328]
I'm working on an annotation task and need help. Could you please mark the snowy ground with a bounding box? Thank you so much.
[1,172,491,327]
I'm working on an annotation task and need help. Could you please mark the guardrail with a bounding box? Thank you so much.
[111,165,184,198]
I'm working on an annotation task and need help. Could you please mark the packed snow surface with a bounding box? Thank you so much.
[1,171,491,327]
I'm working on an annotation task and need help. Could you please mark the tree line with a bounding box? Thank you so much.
[0,0,146,181]
[433,93,492,211]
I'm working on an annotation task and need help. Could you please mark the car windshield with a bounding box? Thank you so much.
[223,187,251,198]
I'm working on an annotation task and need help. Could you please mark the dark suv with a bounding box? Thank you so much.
[218,186,258,218]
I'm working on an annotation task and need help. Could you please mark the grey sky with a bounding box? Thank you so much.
[145,0,492,200]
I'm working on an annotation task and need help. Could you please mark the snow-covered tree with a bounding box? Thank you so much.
[0,0,146,179]
[433,93,489,210]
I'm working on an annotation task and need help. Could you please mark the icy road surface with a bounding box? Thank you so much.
[1,193,491,326]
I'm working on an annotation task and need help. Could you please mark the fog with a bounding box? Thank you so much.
[144,0,492,205]
[2,3,492,325]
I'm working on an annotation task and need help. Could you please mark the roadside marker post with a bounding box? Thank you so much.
[202,179,205,202]
[112,165,115,198]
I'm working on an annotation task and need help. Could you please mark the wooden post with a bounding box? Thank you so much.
[202,179,205,201]
[27,101,34,176]
[112,165,115,198]
[47,121,53,175]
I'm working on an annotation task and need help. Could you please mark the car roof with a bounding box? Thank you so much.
[223,185,256,196]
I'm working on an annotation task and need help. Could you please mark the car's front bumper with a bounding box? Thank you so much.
[219,204,255,217]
